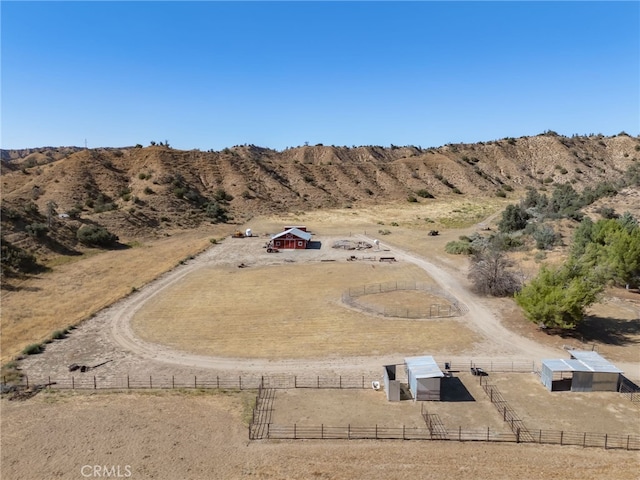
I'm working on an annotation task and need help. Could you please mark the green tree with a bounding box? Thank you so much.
[515,264,603,330]
[77,225,118,247]
[498,204,530,233]
[580,218,640,289]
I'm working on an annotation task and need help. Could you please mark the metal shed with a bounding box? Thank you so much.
[405,355,444,401]
[540,350,623,392]
[383,364,401,402]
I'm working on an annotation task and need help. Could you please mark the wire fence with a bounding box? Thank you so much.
[342,281,469,319]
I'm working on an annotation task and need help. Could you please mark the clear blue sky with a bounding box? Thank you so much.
[2,1,638,151]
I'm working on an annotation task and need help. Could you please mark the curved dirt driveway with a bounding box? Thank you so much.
[101,233,640,378]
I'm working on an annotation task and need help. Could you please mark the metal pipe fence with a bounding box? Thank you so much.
[2,374,377,392]
[342,281,469,319]
[251,423,638,449]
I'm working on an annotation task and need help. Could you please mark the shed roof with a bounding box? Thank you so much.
[542,351,623,374]
[271,228,312,241]
[405,355,444,379]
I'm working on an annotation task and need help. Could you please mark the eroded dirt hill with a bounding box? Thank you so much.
[2,132,639,275]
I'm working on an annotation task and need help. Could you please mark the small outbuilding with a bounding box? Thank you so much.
[405,355,444,401]
[540,350,623,392]
[271,227,312,249]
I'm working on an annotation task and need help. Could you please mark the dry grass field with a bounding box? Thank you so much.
[132,260,478,359]
[0,226,232,363]
[2,390,639,480]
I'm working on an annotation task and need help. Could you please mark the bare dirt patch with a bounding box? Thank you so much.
[487,373,640,435]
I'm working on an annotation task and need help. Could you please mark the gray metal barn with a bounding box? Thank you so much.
[540,350,623,392]
[405,355,444,401]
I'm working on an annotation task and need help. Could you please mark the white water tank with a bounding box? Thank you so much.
[245,228,252,237]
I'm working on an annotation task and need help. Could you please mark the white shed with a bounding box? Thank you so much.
[405,355,444,401]
[540,350,623,392]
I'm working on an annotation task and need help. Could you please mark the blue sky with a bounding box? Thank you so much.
[2,1,638,150]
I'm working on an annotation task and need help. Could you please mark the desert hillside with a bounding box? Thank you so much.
[1,132,639,277]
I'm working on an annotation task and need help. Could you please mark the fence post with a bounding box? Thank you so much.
[487,427,489,441]
[25,376,29,388]
[604,433,608,449]
[375,424,378,440]
[317,376,319,388]
[239,376,242,390]
[340,376,342,389]
[127,375,130,389]
[150,375,152,389]
[348,424,351,440]
[503,406,506,420]
[459,426,461,441]
[627,435,630,451]
[403,425,405,440]
[294,424,297,440]
[93,376,96,390]
[362,376,365,389]
[72,376,74,389]
[516,428,520,443]
[217,376,219,389]
[195,376,197,389]
[294,376,297,388]
[583,432,586,448]
[539,430,542,443]
[172,376,174,389]
[321,424,324,440]
[560,431,564,445]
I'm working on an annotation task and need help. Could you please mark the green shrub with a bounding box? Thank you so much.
[415,189,434,198]
[445,240,473,255]
[496,190,507,198]
[23,343,43,355]
[51,330,67,340]
[407,195,418,203]
[77,225,118,247]
[25,222,48,238]
[143,186,155,195]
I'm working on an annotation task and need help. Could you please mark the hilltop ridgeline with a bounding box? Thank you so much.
[1,132,639,274]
